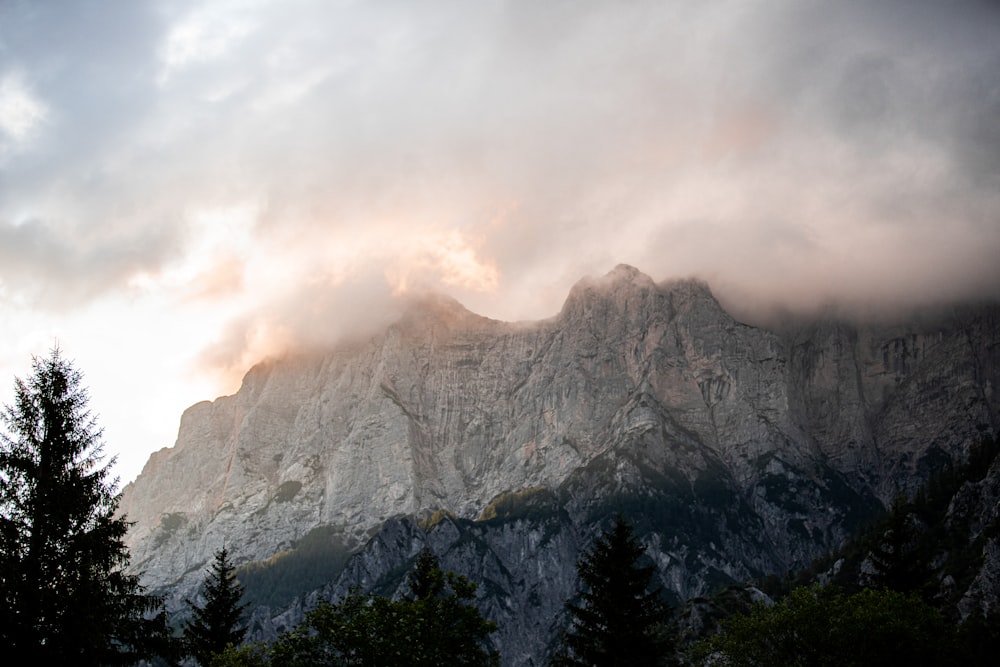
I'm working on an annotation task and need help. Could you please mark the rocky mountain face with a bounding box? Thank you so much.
[119,265,1000,664]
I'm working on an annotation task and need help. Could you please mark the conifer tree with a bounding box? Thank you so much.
[403,546,500,666]
[553,514,672,666]
[184,546,249,666]
[0,348,168,665]
[407,546,445,601]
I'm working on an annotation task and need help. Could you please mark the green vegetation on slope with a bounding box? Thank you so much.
[684,434,1000,666]
[237,525,356,609]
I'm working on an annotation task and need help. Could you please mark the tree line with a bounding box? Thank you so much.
[0,349,671,666]
[4,349,998,666]
[195,515,673,666]
[206,546,499,666]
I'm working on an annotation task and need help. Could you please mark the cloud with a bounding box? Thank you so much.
[2,0,1000,372]
[180,255,245,303]
[159,1,259,81]
[3,0,1000,486]
[0,219,182,309]
[385,229,500,295]
[189,219,504,389]
[194,267,403,391]
[0,72,48,147]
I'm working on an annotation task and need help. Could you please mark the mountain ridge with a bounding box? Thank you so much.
[119,265,1000,664]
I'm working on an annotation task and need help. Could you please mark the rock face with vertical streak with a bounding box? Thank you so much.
[119,265,1000,664]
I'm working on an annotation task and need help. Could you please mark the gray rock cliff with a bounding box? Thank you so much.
[119,265,1000,663]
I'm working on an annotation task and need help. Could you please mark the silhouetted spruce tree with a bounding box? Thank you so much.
[403,547,500,666]
[407,546,445,601]
[0,348,168,665]
[184,546,249,666]
[553,514,673,666]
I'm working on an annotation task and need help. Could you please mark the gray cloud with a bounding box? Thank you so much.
[4,0,1000,486]
[0,218,180,308]
[2,0,999,364]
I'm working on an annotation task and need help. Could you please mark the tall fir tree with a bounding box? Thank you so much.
[403,547,500,666]
[553,514,673,667]
[184,546,249,666]
[406,546,445,601]
[0,348,168,665]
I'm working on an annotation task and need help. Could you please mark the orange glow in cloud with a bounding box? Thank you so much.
[182,254,245,303]
[186,221,504,394]
[201,316,297,394]
[386,228,500,296]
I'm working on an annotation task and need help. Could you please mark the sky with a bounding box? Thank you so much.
[1,0,999,485]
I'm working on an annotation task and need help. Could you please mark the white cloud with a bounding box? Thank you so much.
[158,1,260,83]
[2,0,1000,484]
[0,71,48,149]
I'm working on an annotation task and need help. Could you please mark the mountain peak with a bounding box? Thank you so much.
[558,266,723,323]
[396,291,497,333]
[602,263,656,288]
[562,264,655,305]
[657,276,716,302]
[607,263,645,279]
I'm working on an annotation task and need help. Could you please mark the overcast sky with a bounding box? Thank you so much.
[2,0,999,484]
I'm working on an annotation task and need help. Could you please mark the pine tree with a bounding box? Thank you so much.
[184,546,249,666]
[406,546,446,601]
[404,547,500,666]
[0,348,168,665]
[554,514,673,666]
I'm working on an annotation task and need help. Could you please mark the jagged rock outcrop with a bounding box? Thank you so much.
[119,265,1000,664]
[949,451,1000,620]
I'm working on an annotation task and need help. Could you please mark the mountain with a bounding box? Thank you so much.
[119,265,1000,664]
